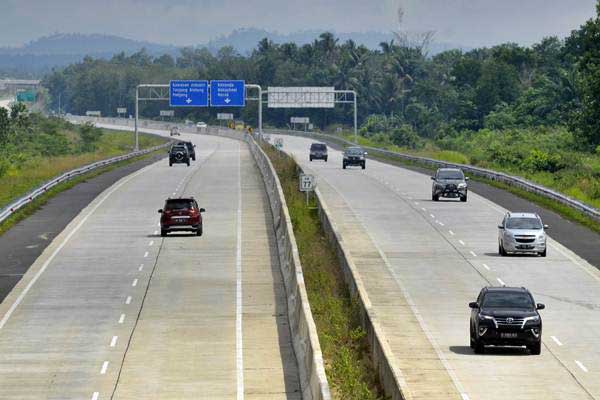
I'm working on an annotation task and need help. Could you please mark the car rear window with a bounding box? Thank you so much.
[165,200,195,210]
[505,218,542,230]
[172,146,186,152]
[482,292,534,309]
[437,170,464,180]
[311,144,326,151]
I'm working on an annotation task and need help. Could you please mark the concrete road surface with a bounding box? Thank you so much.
[0,98,11,111]
[0,129,300,399]
[276,134,600,400]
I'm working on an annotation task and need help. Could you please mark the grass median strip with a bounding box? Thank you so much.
[260,143,384,400]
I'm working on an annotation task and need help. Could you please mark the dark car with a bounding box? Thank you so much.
[469,287,544,355]
[169,144,190,167]
[343,146,367,169]
[177,141,196,161]
[309,143,328,162]
[159,198,205,236]
[431,168,469,202]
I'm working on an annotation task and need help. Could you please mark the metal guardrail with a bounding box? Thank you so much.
[265,128,600,223]
[0,141,172,225]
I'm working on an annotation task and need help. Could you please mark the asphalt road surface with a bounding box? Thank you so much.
[0,128,300,399]
[276,134,600,400]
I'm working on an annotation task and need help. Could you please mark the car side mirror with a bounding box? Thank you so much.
[537,303,545,310]
[469,302,479,309]
[431,176,436,180]
[543,224,549,230]
[498,225,504,229]
[199,208,206,213]
[364,152,368,155]
[158,209,163,213]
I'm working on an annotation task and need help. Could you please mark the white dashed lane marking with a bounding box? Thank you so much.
[91,392,99,400]
[100,361,109,375]
[132,279,138,287]
[148,241,154,246]
[143,252,148,258]
[125,296,132,305]
[449,230,455,236]
[482,263,490,271]
[138,264,144,272]
[551,336,563,346]
[110,336,118,347]
[497,278,506,286]
[575,360,588,373]
[459,240,465,246]
[470,251,477,257]
[118,314,125,324]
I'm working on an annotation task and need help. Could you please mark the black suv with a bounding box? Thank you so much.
[431,168,469,202]
[343,146,367,169]
[469,287,544,355]
[309,143,328,162]
[177,141,196,161]
[169,144,190,167]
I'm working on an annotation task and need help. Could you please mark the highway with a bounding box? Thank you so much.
[0,128,300,399]
[274,134,600,400]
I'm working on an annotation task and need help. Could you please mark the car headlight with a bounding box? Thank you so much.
[478,313,497,328]
[458,183,467,188]
[538,234,545,241]
[522,315,540,327]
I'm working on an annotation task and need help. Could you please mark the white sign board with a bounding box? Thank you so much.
[299,174,316,192]
[117,107,127,114]
[217,113,234,120]
[85,111,101,117]
[274,137,284,149]
[308,124,314,130]
[160,110,175,117]
[268,87,335,108]
[291,117,310,124]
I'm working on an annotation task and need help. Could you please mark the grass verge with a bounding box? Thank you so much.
[0,148,166,237]
[260,143,385,400]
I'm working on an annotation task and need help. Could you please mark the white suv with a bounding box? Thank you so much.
[498,212,548,257]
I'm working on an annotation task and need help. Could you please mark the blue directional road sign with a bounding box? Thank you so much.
[210,80,246,107]
[169,80,209,107]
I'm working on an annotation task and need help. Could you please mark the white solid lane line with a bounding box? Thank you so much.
[125,296,132,305]
[110,336,118,347]
[575,360,588,373]
[551,336,563,346]
[236,142,244,400]
[100,361,109,375]
[91,392,99,400]
[118,314,125,324]
[482,263,490,271]
[132,279,138,287]
[497,278,506,286]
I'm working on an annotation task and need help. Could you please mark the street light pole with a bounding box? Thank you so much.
[245,84,262,134]
[134,86,139,151]
[353,90,358,144]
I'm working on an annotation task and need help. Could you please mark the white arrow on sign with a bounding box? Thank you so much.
[186,98,192,104]
[224,98,231,104]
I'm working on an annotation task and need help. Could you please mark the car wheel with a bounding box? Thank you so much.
[474,338,485,354]
[169,161,172,167]
[432,194,439,201]
[343,162,346,169]
[540,248,547,257]
[161,229,167,237]
[192,156,196,161]
[362,162,366,170]
[310,156,313,162]
[499,242,506,256]
[196,225,203,236]
[325,157,328,162]
[470,326,476,349]
[529,341,542,355]
[186,161,190,166]
[461,193,468,202]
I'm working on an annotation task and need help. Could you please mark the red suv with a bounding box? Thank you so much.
[158,198,204,236]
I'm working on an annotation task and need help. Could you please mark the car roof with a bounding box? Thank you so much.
[482,286,529,293]
[437,168,462,172]
[346,146,363,150]
[506,212,539,219]
[166,197,195,202]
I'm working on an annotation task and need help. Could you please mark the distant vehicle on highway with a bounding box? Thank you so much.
[309,143,328,162]
[169,144,190,167]
[431,168,468,202]
[159,197,205,236]
[498,212,548,257]
[342,146,367,169]
[469,286,544,355]
[196,121,207,133]
[170,126,180,136]
[176,141,196,161]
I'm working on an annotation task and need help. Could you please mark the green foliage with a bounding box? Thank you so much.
[78,122,103,152]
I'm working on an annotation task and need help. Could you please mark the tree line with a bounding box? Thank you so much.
[43,1,600,150]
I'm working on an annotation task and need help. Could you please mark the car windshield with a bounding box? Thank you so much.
[506,217,542,230]
[346,147,363,155]
[437,170,464,180]
[165,200,194,210]
[482,291,534,309]
[311,144,326,151]
[172,146,186,152]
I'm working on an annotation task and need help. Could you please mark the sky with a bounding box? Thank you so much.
[0,0,597,48]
